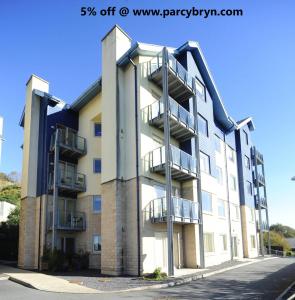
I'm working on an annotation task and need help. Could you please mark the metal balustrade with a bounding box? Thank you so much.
[50,127,87,158]
[48,162,86,193]
[148,52,196,102]
[251,147,264,165]
[254,195,267,209]
[150,196,199,224]
[148,97,196,141]
[149,145,198,180]
[256,220,269,231]
[48,210,86,231]
[253,172,265,187]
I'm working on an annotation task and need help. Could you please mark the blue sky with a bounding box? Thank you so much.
[0,0,294,227]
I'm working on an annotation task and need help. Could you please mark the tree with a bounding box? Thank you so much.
[264,231,291,251]
[6,206,20,225]
[0,184,21,205]
[270,223,295,238]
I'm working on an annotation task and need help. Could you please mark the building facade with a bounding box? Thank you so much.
[18,25,270,275]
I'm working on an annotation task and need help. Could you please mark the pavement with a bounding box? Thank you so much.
[0,256,279,294]
[0,257,294,299]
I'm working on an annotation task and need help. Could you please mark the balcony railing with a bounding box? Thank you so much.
[148,52,196,102]
[150,196,199,224]
[49,164,86,193]
[251,147,264,165]
[150,145,198,181]
[255,195,267,209]
[48,210,86,231]
[148,97,196,141]
[257,220,269,232]
[253,172,265,187]
[51,127,87,158]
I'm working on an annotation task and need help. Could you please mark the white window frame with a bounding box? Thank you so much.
[220,234,228,251]
[216,166,223,185]
[93,234,101,253]
[200,152,210,174]
[204,233,215,253]
[217,199,226,218]
[93,195,101,213]
[229,175,237,191]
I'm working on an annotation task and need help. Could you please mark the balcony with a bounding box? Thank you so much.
[257,220,269,232]
[50,127,87,158]
[251,147,264,165]
[148,53,196,103]
[255,195,267,209]
[150,196,199,224]
[48,210,86,231]
[253,172,265,187]
[149,145,198,181]
[148,97,197,141]
[49,163,86,193]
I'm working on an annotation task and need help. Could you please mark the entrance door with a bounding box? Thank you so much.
[154,232,183,272]
[232,236,238,257]
[61,237,75,254]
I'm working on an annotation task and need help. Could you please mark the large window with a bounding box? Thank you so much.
[204,233,215,253]
[244,155,250,169]
[93,195,101,213]
[198,114,208,137]
[251,235,256,248]
[214,135,221,153]
[228,147,235,162]
[220,234,228,251]
[94,123,102,136]
[202,191,212,213]
[93,159,101,173]
[93,235,101,253]
[250,208,255,222]
[217,199,226,217]
[231,204,240,220]
[196,79,205,99]
[246,181,252,195]
[229,175,237,191]
[216,166,223,185]
[200,152,210,174]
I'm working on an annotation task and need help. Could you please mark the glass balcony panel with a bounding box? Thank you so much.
[191,202,199,221]
[176,61,187,83]
[171,145,181,166]
[182,199,191,219]
[180,151,190,170]
[168,54,177,73]
[151,147,164,168]
[178,105,188,124]
[169,97,178,118]
[173,197,182,218]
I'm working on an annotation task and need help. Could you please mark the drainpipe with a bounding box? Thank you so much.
[192,80,205,268]
[128,57,141,277]
[224,136,234,261]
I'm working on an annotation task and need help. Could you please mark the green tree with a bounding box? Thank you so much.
[0,184,21,205]
[6,206,20,225]
[264,231,291,251]
[270,223,295,238]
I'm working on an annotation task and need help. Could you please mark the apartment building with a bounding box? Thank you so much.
[18,25,270,276]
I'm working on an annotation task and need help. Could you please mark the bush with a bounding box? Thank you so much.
[42,247,89,272]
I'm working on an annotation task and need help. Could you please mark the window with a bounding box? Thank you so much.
[246,181,252,195]
[251,235,256,248]
[198,114,208,137]
[93,159,101,173]
[217,199,226,217]
[244,155,250,169]
[204,233,215,252]
[93,195,101,213]
[200,152,210,174]
[228,147,235,162]
[220,234,228,251]
[231,204,239,220]
[214,135,221,152]
[196,79,205,98]
[250,208,255,222]
[94,123,102,136]
[93,235,101,252]
[244,130,249,145]
[216,166,223,185]
[229,175,237,191]
[202,191,212,213]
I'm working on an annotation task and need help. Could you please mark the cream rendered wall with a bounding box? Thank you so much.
[21,75,49,198]
[77,93,102,197]
[101,26,131,183]
[226,145,244,259]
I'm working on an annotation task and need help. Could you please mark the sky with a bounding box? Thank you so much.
[0,0,294,227]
